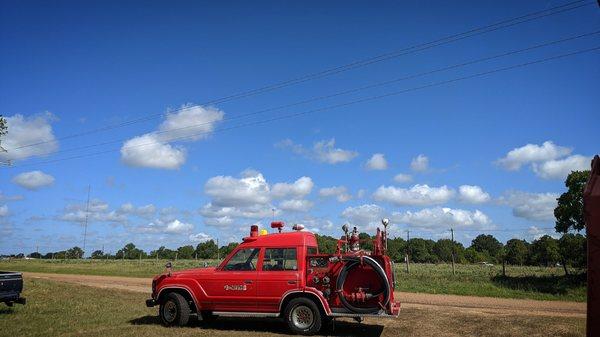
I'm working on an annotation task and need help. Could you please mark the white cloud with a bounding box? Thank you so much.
[410,154,429,172]
[12,170,55,190]
[393,173,412,183]
[341,204,386,226]
[392,207,491,230]
[164,219,194,234]
[528,226,559,240]
[373,184,455,206]
[200,202,274,221]
[0,191,24,201]
[205,170,271,207]
[0,112,58,162]
[118,203,156,217]
[276,138,358,164]
[272,176,313,199]
[458,185,491,204]
[0,205,8,217]
[279,199,313,212]
[157,105,224,142]
[500,191,558,221]
[120,105,224,169]
[189,232,213,243]
[134,218,194,234]
[319,186,352,202]
[496,141,571,171]
[120,133,186,170]
[365,153,388,170]
[532,155,591,180]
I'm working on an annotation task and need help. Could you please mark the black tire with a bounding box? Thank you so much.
[284,297,322,335]
[159,292,191,327]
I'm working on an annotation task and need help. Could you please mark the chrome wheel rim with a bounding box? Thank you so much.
[291,305,314,330]
[163,300,177,322]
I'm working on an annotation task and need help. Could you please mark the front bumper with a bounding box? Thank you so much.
[146,298,157,307]
[1,296,26,306]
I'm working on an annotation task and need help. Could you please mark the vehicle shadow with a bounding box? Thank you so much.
[490,272,586,295]
[0,308,15,315]
[129,315,384,336]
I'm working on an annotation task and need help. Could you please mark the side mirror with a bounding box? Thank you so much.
[165,261,173,276]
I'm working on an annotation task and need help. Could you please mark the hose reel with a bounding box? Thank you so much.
[335,256,391,314]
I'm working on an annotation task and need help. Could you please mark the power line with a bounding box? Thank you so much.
[7,29,600,162]
[8,44,600,168]
[9,0,594,151]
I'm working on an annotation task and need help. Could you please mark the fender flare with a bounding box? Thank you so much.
[156,285,201,311]
[278,288,332,315]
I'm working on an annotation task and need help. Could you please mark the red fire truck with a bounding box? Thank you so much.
[146,220,400,335]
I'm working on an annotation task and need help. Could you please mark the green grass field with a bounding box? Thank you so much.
[0,278,585,337]
[0,259,586,302]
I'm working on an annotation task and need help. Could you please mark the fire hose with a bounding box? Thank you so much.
[336,256,391,314]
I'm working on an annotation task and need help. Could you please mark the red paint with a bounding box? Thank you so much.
[585,155,600,337]
[151,226,400,317]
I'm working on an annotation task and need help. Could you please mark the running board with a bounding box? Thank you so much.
[329,312,398,319]
[213,311,280,318]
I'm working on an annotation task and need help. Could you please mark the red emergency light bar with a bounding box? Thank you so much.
[271,221,284,233]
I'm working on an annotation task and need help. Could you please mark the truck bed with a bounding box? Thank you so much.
[0,271,26,306]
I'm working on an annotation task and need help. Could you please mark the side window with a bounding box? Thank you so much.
[223,248,259,271]
[262,248,297,271]
[307,246,318,255]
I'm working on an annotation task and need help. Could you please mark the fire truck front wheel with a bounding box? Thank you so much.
[159,292,191,327]
[284,297,322,335]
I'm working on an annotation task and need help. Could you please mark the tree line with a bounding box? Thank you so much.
[316,232,586,270]
[15,232,585,272]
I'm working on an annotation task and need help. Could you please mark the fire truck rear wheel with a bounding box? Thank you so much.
[159,292,190,327]
[284,298,322,335]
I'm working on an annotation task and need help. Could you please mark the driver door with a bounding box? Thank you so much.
[202,248,260,311]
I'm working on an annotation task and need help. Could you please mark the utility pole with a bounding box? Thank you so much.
[450,228,456,275]
[405,230,410,274]
[82,185,91,258]
[217,238,220,262]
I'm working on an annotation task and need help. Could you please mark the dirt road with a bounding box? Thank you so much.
[23,272,585,318]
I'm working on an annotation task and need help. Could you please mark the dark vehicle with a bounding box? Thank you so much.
[0,271,26,306]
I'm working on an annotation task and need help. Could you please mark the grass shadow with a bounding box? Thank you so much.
[491,272,586,295]
[0,307,15,315]
[129,315,384,336]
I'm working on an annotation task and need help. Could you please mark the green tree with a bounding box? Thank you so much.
[150,246,176,260]
[555,170,590,233]
[67,246,84,259]
[505,239,529,265]
[387,237,406,262]
[408,238,437,263]
[558,233,586,270]
[116,243,146,259]
[433,239,464,263]
[195,240,218,259]
[464,247,487,263]
[470,234,503,262]
[530,235,561,266]
[28,252,42,259]
[177,245,195,259]
[90,250,104,259]
[358,233,374,251]
[315,234,338,254]
[219,242,238,259]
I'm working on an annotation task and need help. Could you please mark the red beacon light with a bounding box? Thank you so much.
[292,224,304,231]
[271,221,285,233]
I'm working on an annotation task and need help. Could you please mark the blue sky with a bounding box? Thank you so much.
[1,0,598,256]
